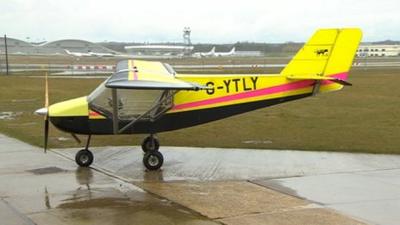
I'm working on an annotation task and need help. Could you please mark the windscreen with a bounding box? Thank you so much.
[88,81,164,120]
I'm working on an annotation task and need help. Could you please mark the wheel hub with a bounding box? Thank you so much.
[80,154,89,163]
[148,155,159,166]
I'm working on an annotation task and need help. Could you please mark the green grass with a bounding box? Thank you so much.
[0,67,399,154]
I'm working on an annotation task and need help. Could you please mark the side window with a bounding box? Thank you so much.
[88,81,113,116]
[88,81,171,120]
[117,89,163,120]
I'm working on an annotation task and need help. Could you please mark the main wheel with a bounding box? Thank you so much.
[143,151,164,170]
[141,136,160,153]
[75,149,94,167]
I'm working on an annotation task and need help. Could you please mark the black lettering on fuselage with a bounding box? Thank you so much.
[206,81,215,95]
[243,78,251,91]
[250,77,258,90]
[204,76,258,95]
[223,80,231,93]
[232,78,240,92]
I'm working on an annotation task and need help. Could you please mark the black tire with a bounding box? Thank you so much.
[143,151,164,170]
[141,136,160,153]
[75,149,94,167]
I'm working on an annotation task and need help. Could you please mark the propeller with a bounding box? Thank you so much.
[34,72,50,153]
[44,71,49,153]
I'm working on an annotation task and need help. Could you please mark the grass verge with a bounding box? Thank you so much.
[0,67,399,154]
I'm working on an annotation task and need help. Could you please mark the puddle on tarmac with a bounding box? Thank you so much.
[58,197,139,209]
[55,196,216,225]
[48,167,217,225]
[242,140,273,144]
[11,99,37,103]
[57,136,72,142]
[7,122,37,127]
[0,111,22,120]
[27,166,68,175]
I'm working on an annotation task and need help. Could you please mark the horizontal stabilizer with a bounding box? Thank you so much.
[287,74,352,86]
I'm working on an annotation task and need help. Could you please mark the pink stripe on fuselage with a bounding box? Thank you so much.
[172,72,348,111]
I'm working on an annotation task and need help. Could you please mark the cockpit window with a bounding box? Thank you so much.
[117,89,164,120]
[88,80,113,116]
[88,81,169,120]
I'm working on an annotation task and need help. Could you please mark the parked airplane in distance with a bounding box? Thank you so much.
[213,47,235,57]
[64,49,91,57]
[64,49,115,57]
[192,47,215,58]
[88,51,115,57]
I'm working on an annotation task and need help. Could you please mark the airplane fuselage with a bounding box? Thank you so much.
[48,72,344,135]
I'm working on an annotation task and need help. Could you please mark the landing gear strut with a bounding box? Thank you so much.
[142,134,163,170]
[75,135,94,167]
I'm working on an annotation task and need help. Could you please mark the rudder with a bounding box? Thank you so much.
[281,28,362,93]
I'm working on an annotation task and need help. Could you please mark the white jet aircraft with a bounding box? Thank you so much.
[192,47,215,58]
[64,49,91,57]
[88,51,115,57]
[213,47,235,57]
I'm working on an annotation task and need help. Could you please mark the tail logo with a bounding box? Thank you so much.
[315,49,329,56]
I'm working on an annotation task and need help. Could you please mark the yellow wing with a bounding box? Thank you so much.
[106,60,209,90]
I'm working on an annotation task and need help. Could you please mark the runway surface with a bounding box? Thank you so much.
[2,133,400,224]
[3,60,400,75]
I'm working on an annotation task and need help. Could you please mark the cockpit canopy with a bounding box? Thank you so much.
[87,60,208,124]
[88,80,172,121]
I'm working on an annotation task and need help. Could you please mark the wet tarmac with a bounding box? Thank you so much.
[3,133,400,224]
[0,134,218,225]
[56,146,400,182]
[55,146,400,225]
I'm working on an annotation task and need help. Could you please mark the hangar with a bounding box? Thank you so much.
[0,37,117,55]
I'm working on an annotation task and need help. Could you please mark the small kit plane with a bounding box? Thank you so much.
[36,28,362,170]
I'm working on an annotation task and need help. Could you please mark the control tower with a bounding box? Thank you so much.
[183,27,193,56]
[183,27,192,46]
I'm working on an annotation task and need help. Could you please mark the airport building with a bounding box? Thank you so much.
[124,45,194,56]
[234,51,264,57]
[356,44,400,57]
[0,37,116,55]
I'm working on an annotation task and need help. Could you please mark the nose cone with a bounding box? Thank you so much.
[35,107,48,116]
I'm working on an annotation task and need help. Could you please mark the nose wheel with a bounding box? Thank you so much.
[75,135,94,167]
[142,135,163,171]
[75,149,93,167]
[143,150,164,170]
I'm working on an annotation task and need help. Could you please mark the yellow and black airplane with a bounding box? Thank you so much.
[35,28,362,170]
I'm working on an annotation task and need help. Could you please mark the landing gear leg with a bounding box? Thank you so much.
[75,135,94,167]
[142,134,163,170]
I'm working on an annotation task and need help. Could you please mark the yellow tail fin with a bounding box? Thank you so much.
[282,28,362,93]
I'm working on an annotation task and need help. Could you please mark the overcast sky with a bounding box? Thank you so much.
[1,0,399,43]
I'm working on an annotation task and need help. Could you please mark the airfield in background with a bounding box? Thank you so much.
[1,32,400,225]
[1,28,400,75]
[0,50,399,153]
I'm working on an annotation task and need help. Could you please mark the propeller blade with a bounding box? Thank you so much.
[45,72,49,108]
[44,72,49,153]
